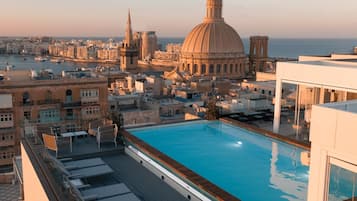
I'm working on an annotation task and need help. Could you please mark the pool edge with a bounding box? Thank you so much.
[220,117,311,150]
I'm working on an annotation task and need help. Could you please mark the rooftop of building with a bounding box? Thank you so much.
[20,132,186,201]
[0,69,107,87]
[295,59,357,68]
[320,100,357,114]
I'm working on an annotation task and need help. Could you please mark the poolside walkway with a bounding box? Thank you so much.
[103,154,186,201]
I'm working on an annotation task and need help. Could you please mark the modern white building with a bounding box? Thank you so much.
[273,59,357,133]
[308,100,357,201]
[273,57,357,201]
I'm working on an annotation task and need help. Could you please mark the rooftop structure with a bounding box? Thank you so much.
[273,59,357,134]
[308,100,357,201]
[272,56,357,201]
[18,133,186,201]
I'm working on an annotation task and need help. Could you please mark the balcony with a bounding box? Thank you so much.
[0,132,16,147]
[0,121,14,129]
[17,101,35,107]
[64,115,77,121]
[62,101,81,108]
[81,97,99,105]
[37,99,61,105]
[0,147,15,166]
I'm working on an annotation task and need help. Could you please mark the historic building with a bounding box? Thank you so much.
[179,0,248,78]
[249,36,269,73]
[0,70,108,167]
[120,11,139,71]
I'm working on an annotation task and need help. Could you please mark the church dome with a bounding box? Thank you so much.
[181,21,244,57]
[179,0,247,78]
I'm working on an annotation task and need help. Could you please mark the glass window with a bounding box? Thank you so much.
[230,64,233,73]
[328,164,357,201]
[24,111,31,120]
[224,64,227,73]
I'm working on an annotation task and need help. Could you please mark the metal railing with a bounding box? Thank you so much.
[36,99,61,105]
[62,101,81,108]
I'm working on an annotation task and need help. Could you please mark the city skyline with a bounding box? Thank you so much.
[1,0,357,38]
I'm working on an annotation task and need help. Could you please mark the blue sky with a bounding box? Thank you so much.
[1,0,357,38]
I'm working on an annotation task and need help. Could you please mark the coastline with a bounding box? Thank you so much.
[50,56,120,65]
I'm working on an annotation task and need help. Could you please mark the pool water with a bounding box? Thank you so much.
[129,121,309,201]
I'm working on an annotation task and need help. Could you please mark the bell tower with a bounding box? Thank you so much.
[120,10,138,71]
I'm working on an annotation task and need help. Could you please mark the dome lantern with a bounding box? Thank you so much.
[205,0,223,23]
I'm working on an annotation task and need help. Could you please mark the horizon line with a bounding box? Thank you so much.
[1,36,356,40]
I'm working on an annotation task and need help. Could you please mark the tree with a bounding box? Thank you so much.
[205,98,219,120]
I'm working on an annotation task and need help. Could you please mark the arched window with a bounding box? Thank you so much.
[22,92,30,104]
[66,89,73,102]
[45,90,52,100]
[216,64,221,73]
[193,64,198,74]
[209,64,214,74]
[201,64,206,74]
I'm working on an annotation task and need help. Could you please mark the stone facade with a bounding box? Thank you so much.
[120,11,139,71]
[249,36,269,73]
[0,70,108,167]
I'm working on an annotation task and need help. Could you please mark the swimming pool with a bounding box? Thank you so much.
[128,121,309,201]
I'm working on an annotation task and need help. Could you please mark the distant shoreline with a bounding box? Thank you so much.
[50,56,120,65]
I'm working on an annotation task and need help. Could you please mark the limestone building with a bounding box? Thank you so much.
[141,31,158,61]
[133,31,158,61]
[0,69,108,167]
[249,36,269,73]
[120,11,139,71]
[179,0,248,78]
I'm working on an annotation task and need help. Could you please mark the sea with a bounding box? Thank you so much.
[1,38,356,72]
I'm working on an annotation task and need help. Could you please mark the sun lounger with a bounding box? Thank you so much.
[66,165,114,179]
[62,158,106,170]
[98,193,141,201]
[80,183,131,200]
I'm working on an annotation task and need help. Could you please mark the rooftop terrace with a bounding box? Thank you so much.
[20,132,186,201]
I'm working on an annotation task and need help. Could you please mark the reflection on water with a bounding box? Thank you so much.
[270,142,308,201]
[329,164,357,201]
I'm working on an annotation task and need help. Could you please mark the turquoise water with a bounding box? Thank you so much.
[129,121,309,201]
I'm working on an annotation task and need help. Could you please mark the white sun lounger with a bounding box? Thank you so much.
[62,158,106,170]
[99,193,141,201]
[66,165,114,179]
[79,183,131,200]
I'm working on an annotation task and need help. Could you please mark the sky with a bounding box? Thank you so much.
[1,0,357,38]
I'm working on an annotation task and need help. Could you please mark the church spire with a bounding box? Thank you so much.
[204,0,224,23]
[125,9,133,47]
